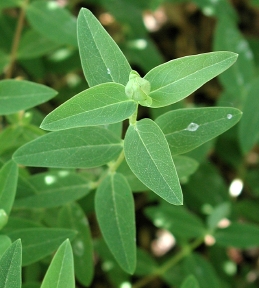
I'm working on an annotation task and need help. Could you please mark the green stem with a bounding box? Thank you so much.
[132,237,204,288]
[5,0,28,79]
[129,106,138,126]
[89,150,125,189]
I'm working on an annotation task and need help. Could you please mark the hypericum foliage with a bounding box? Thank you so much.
[11,7,241,274]
[3,1,259,287]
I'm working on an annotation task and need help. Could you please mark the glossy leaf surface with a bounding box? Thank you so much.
[77,8,131,86]
[0,80,57,115]
[13,127,123,168]
[6,228,76,266]
[41,240,75,288]
[58,203,94,286]
[14,171,90,209]
[26,1,77,46]
[0,160,18,215]
[41,83,137,131]
[0,239,22,288]
[144,52,238,107]
[156,107,242,155]
[95,172,136,274]
[124,119,182,204]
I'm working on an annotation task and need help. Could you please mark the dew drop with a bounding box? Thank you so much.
[227,114,232,119]
[186,122,199,132]
[107,68,111,74]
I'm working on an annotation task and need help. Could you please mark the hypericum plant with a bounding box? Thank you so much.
[9,7,242,276]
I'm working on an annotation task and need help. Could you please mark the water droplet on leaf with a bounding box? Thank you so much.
[186,122,199,132]
[227,114,232,119]
[107,68,111,74]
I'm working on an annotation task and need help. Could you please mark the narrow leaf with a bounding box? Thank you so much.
[207,202,230,231]
[13,127,123,168]
[181,275,200,288]
[145,203,206,239]
[40,83,137,131]
[6,228,76,266]
[26,1,77,46]
[0,235,12,258]
[77,8,131,86]
[183,254,220,288]
[14,171,90,209]
[0,239,22,288]
[41,240,75,288]
[124,119,182,205]
[144,51,238,108]
[215,222,259,248]
[213,17,254,96]
[58,203,94,286]
[18,30,59,59]
[155,107,242,155]
[95,172,136,274]
[0,80,57,115]
[173,156,199,180]
[239,79,259,153]
[0,160,18,215]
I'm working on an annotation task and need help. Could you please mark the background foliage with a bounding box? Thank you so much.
[1,0,259,287]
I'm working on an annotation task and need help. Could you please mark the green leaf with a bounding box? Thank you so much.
[0,235,12,258]
[124,118,182,205]
[207,202,230,231]
[18,30,59,59]
[183,254,220,288]
[6,228,76,266]
[0,80,57,115]
[77,8,131,86]
[135,249,158,276]
[26,1,77,46]
[144,51,238,108]
[40,83,137,131]
[183,163,229,213]
[0,0,22,9]
[145,203,206,239]
[58,203,94,286]
[181,275,200,288]
[213,17,255,96]
[0,50,9,73]
[14,171,91,209]
[95,172,136,274]
[13,127,123,168]
[215,222,259,248]
[239,79,259,153]
[0,160,18,216]
[173,156,199,181]
[0,239,22,288]
[94,239,129,286]
[155,107,242,155]
[41,240,75,288]
[117,160,148,192]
